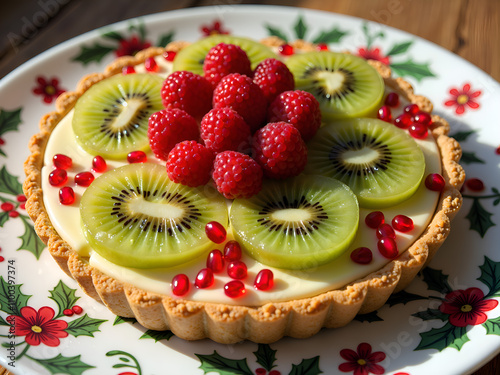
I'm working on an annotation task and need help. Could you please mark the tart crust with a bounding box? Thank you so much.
[23,39,465,344]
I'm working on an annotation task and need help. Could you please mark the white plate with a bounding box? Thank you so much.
[1,5,500,375]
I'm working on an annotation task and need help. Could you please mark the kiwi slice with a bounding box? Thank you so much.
[80,163,228,269]
[172,35,277,75]
[230,175,359,270]
[285,52,384,120]
[305,118,425,208]
[73,73,164,160]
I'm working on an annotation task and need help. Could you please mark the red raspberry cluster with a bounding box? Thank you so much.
[147,42,322,199]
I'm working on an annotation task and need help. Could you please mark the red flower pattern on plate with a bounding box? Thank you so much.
[439,287,498,327]
[444,83,482,115]
[115,35,152,57]
[357,47,390,65]
[339,342,386,375]
[32,76,65,104]
[7,306,68,346]
[201,20,230,36]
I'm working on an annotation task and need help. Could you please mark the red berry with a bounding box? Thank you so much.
[163,50,176,62]
[74,171,94,187]
[49,168,68,186]
[267,90,321,141]
[254,269,274,291]
[122,66,136,75]
[384,92,400,107]
[227,260,247,279]
[161,70,213,120]
[409,123,428,139]
[425,173,445,191]
[72,305,83,314]
[256,368,267,375]
[252,122,308,179]
[16,194,27,203]
[224,240,242,261]
[1,202,14,211]
[278,44,294,56]
[213,73,268,133]
[92,155,107,173]
[253,58,295,103]
[53,154,72,169]
[392,215,414,232]
[224,280,246,298]
[496,145,500,155]
[59,187,75,205]
[350,247,373,265]
[200,108,251,153]
[404,103,420,116]
[465,178,485,192]
[413,111,432,126]
[63,308,74,316]
[148,108,199,161]
[166,141,214,187]
[195,268,214,289]
[172,274,190,296]
[377,237,399,259]
[377,105,392,122]
[127,150,147,163]
[9,211,19,218]
[269,371,281,375]
[205,221,227,244]
[144,57,159,72]
[376,223,396,239]
[365,211,385,229]
[0,256,3,262]
[393,113,413,129]
[203,43,252,87]
[212,151,263,199]
[207,249,225,273]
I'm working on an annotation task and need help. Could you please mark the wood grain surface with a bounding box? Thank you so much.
[0,1,498,374]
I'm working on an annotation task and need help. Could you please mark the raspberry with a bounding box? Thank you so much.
[252,122,307,179]
[200,108,251,153]
[161,71,213,120]
[166,141,215,187]
[267,90,321,141]
[148,108,199,161]
[213,73,267,133]
[212,151,263,199]
[203,43,252,88]
[252,58,294,103]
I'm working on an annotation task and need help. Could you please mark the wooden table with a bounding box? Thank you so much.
[0,1,498,374]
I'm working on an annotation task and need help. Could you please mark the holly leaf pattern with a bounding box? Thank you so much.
[412,308,449,322]
[390,59,436,81]
[478,257,500,298]
[421,267,453,295]
[140,329,174,342]
[483,316,500,336]
[0,108,22,137]
[460,151,486,165]
[354,311,383,322]
[72,42,115,65]
[294,16,307,40]
[387,290,428,306]
[113,315,137,325]
[101,30,124,42]
[253,344,277,371]
[451,130,476,142]
[18,216,45,259]
[158,31,175,48]
[386,41,413,56]
[415,322,469,351]
[312,27,348,44]
[49,280,80,318]
[32,354,95,375]
[265,24,289,42]
[465,198,495,238]
[0,166,23,196]
[0,276,31,315]
[289,357,322,375]
[196,351,253,375]
[66,314,107,338]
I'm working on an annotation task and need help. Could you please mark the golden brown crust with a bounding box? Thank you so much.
[23,41,464,344]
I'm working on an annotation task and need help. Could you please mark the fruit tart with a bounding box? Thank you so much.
[23,35,465,344]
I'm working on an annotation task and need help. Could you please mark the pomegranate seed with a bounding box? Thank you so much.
[0,256,4,262]
[49,168,68,186]
[8,211,19,218]
[254,269,274,290]
[59,186,75,205]
[465,178,485,192]
[207,249,225,273]
[53,154,72,169]
[350,247,373,265]
[223,240,242,261]
[377,105,392,122]
[404,103,420,116]
[384,92,400,107]
[74,171,95,187]
[127,150,147,163]
[205,221,226,244]
[409,123,428,139]
[377,237,399,259]
[195,268,214,289]
[63,308,74,316]
[163,50,176,62]
[227,260,247,279]
[16,194,27,203]
[279,44,294,56]
[1,202,14,211]
[425,173,445,191]
[392,215,414,232]
[317,43,329,51]
[172,274,190,296]
[92,155,107,173]
[122,66,136,75]
[376,223,396,239]
[145,57,159,72]
[393,113,413,129]
[72,305,83,314]
[365,211,385,229]
[224,280,246,298]
[414,111,432,126]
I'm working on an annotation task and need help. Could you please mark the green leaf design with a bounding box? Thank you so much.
[465,198,496,238]
[0,108,22,137]
[421,267,453,295]
[253,344,277,371]
[478,257,500,297]
[483,316,500,335]
[113,315,137,325]
[412,308,449,322]
[265,24,289,42]
[450,130,476,142]
[294,16,307,40]
[0,166,23,196]
[66,314,107,337]
[72,43,115,65]
[390,59,436,81]
[354,311,383,322]
[101,30,124,42]
[312,27,348,44]
[0,211,9,227]
[460,151,486,165]
[140,329,174,342]
[0,276,31,315]
[18,216,45,259]
[387,290,428,306]
[289,357,322,375]
[158,31,175,48]
[196,351,253,375]
[32,354,95,375]
[107,350,142,374]
[386,41,413,56]
[415,322,469,351]
[48,280,79,318]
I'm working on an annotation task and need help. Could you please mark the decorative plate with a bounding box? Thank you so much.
[1,5,499,375]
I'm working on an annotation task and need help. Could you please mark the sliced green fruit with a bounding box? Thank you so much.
[73,73,164,160]
[172,35,277,75]
[80,163,228,269]
[305,118,425,208]
[284,51,384,120]
[230,175,359,270]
